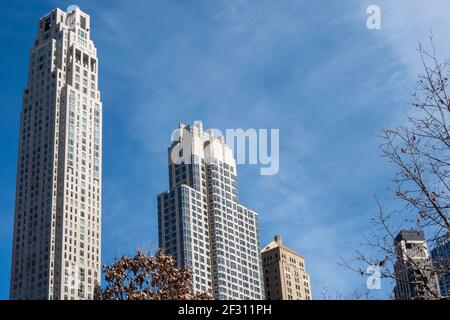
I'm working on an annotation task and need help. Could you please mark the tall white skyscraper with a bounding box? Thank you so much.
[158,122,264,300]
[10,7,102,300]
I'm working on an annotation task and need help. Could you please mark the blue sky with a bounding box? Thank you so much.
[1,0,450,299]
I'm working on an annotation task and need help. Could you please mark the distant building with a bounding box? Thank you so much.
[157,122,264,300]
[261,235,312,300]
[431,232,450,297]
[393,230,440,300]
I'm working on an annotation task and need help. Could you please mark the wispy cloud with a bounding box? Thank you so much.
[374,0,450,75]
[1,0,449,299]
[76,0,421,298]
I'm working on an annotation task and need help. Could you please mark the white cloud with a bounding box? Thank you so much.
[372,0,450,75]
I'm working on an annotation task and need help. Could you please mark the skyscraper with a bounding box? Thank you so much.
[157,122,264,300]
[261,235,312,300]
[10,6,102,300]
[431,232,450,297]
[393,230,440,300]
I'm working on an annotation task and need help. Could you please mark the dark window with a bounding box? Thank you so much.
[44,18,51,31]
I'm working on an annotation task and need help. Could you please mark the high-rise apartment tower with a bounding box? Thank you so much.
[261,235,312,300]
[393,230,440,300]
[157,122,264,300]
[10,6,102,300]
[431,232,450,297]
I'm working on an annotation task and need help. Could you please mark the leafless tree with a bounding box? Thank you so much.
[341,39,450,300]
[319,285,372,300]
[97,249,212,300]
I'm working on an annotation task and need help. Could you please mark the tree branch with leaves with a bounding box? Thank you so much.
[97,249,212,300]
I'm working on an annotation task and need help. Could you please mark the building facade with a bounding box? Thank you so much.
[261,235,312,300]
[393,230,440,300]
[157,122,264,300]
[431,232,450,297]
[10,6,102,300]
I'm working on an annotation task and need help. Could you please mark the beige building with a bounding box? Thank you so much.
[10,6,102,300]
[261,235,312,300]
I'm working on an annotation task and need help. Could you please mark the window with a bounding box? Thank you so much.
[44,18,51,31]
